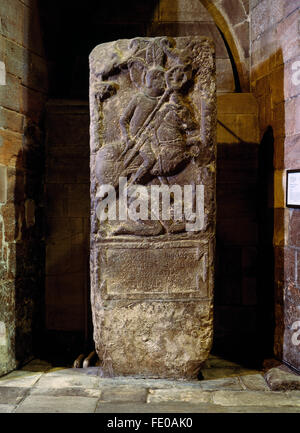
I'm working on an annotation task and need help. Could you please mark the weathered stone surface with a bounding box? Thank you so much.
[147,388,212,404]
[239,374,270,391]
[201,367,260,380]
[0,371,42,388]
[15,395,99,413]
[221,0,247,26]
[3,360,300,413]
[160,0,215,23]
[213,390,300,406]
[0,386,29,405]
[96,402,199,413]
[90,36,216,379]
[0,107,24,133]
[0,0,47,375]
[35,371,100,389]
[94,402,300,413]
[0,73,20,113]
[0,404,16,413]
[46,367,100,376]
[20,359,52,373]
[100,386,148,403]
[30,386,101,398]
[283,287,300,371]
[216,59,236,92]
[202,354,243,368]
[265,366,300,391]
[199,377,243,391]
[98,376,201,389]
[93,299,213,379]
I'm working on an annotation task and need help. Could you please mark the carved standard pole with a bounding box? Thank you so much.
[90,37,216,379]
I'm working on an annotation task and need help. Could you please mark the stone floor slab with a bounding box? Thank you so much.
[15,395,99,413]
[202,355,245,368]
[100,386,148,403]
[96,402,219,413]
[0,404,16,413]
[2,358,300,413]
[98,377,201,389]
[201,367,260,380]
[213,390,300,407]
[199,377,243,391]
[47,367,100,376]
[30,386,102,398]
[240,374,270,391]
[0,371,43,387]
[0,386,29,405]
[265,366,300,391]
[147,388,212,404]
[95,402,199,413]
[35,372,100,389]
[95,402,300,413]
[21,359,52,373]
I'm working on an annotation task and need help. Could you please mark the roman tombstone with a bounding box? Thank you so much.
[90,36,216,379]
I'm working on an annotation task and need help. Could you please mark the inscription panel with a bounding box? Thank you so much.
[99,241,210,300]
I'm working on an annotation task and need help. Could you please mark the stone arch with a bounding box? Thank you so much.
[199,0,249,92]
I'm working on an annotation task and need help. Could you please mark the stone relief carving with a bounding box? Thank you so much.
[90,37,216,379]
[91,37,215,238]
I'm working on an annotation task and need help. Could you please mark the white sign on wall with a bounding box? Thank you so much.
[286,170,300,208]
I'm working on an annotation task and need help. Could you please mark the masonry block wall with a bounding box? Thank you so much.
[147,0,237,92]
[215,93,261,361]
[44,101,90,361]
[250,0,300,369]
[40,0,236,99]
[0,0,47,375]
[200,0,250,92]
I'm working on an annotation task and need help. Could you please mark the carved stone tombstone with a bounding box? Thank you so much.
[90,37,216,379]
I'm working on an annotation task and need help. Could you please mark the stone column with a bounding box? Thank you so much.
[90,36,216,379]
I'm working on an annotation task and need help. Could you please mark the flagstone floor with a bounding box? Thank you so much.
[0,355,300,413]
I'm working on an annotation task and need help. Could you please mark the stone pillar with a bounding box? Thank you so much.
[90,36,216,379]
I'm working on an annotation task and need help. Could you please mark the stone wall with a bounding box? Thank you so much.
[148,0,237,92]
[0,0,47,375]
[199,0,250,91]
[40,0,236,98]
[44,101,91,362]
[250,0,300,369]
[215,93,261,363]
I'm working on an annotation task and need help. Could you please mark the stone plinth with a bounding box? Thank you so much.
[90,36,216,379]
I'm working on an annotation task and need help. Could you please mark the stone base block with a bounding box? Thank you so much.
[93,300,213,380]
